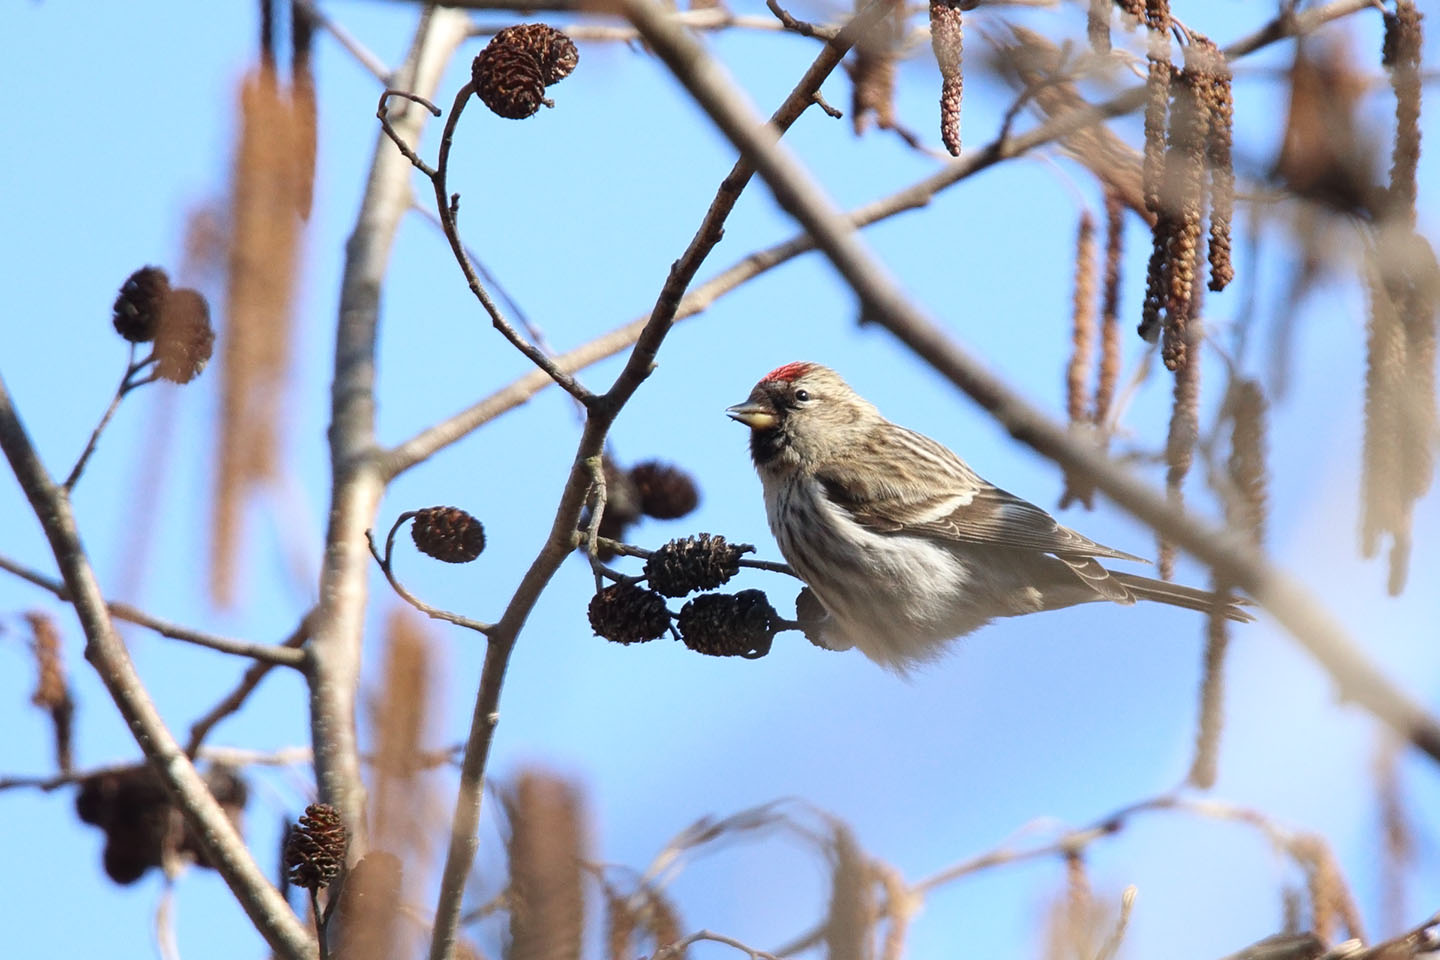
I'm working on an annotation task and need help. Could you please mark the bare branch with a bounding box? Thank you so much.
[0,553,306,668]
[313,4,472,844]
[185,614,315,756]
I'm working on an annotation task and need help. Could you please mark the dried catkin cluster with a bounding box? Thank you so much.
[998,29,1151,224]
[849,0,903,135]
[213,43,312,605]
[504,772,588,960]
[1067,212,1099,428]
[1189,378,1269,790]
[1087,0,1111,54]
[1060,191,1127,511]
[1142,38,1230,367]
[25,612,73,775]
[1361,230,1439,594]
[928,0,963,155]
[1141,0,1172,217]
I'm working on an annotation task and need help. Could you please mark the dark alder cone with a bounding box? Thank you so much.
[644,533,752,597]
[492,23,578,86]
[794,587,831,649]
[412,506,486,563]
[75,766,170,885]
[588,583,671,645]
[154,288,215,383]
[472,44,547,119]
[629,461,700,520]
[285,803,349,891]
[677,589,776,658]
[112,266,171,343]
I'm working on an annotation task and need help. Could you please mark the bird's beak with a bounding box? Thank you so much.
[726,400,778,430]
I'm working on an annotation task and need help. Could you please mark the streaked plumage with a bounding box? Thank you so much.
[727,362,1252,671]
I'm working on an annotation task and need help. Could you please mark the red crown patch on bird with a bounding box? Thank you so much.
[762,361,816,383]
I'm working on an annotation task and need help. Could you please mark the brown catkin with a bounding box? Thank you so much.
[1142,0,1172,216]
[929,0,963,156]
[1384,2,1423,226]
[1140,217,1172,344]
[1193,37,1235,292]
[505,772,587,960]
[1227,380,1269,545]
[1374,737,1413,935]
[604,887,636,960]
[1292,835,1366,945]
[1360,256,1406,558]
[850,0,902,134]
[999,29,1152,226]
[1067,211,1098,426]
[291,3,318,221]
[1095,190,1125,425]
[824,826,876,960]
[214,62,302,605]
[643,889,684,955]
[1187,584,1229,789]
[1160,316,1201,580]
[1087,0,1110,54]
[1161,57,1213,369]
[25,612,73,774]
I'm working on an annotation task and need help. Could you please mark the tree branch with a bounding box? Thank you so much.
[0,553,306,668]
[312,4,471,845]
[0,373,314,959]
[186,614,315,756]
[618,0,1440,766]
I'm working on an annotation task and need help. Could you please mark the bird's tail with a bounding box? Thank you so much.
[1111,572,1256,623]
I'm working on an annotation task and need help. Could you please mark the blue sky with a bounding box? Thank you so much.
[2,1,1437,958]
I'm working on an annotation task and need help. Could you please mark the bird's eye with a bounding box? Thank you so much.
[793,389,811,403]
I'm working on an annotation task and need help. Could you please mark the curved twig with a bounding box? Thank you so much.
[365,516,494,635]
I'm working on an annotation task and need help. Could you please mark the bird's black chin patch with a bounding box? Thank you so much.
[749,428,788,467]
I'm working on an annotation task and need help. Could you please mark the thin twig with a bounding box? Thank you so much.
[0,553,307,668]
[295,0,392,83]
[185,613,315,756]
[380,83,597,404]
[63,346,157,491]
[365,516,494,635]
[654,930,782,960]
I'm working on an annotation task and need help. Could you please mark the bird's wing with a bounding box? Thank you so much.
[814,427,1146,563]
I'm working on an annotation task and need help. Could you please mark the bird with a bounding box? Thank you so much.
[725,361,1253,671]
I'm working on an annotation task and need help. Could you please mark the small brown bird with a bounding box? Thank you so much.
[727,362,1252,671]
